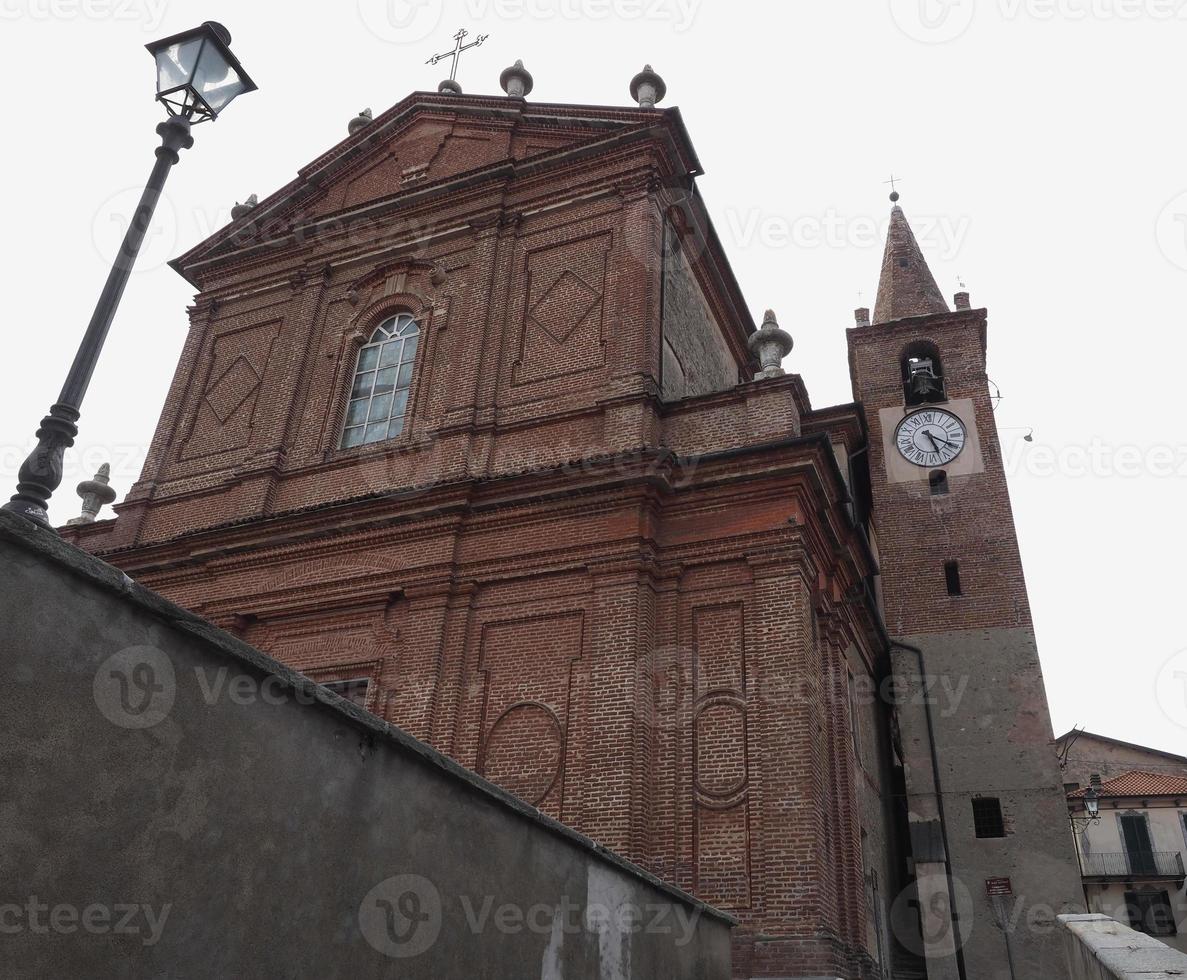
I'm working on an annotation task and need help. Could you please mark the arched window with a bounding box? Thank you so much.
[340,314,419,449]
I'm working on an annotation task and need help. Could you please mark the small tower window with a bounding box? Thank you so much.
[944,560,962,596]
[929,470,949,496]
[341,313,419,449]
[902,341,946,406]
[972,797,1006,838]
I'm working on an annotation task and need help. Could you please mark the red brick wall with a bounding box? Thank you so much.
[848,310,1033,635]
[64,95,892,979]
[93,455,886,978]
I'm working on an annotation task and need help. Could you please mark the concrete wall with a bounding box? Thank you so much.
[0,511,733,979]
[1058,913,1187,978]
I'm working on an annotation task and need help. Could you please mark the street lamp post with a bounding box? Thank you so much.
[4,22,255,528]
[1070,784,1102,908]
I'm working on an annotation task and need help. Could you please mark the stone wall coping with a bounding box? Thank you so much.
[0,509,737,926]
[1057,913,1187,977]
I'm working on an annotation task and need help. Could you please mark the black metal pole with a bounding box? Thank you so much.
[4,115,193,528]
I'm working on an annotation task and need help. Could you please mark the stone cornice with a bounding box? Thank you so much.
[173,107,699,290]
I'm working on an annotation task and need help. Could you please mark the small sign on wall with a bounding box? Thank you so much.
[985,877,1013,897]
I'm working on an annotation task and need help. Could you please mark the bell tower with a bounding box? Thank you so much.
[848,195,1082,980]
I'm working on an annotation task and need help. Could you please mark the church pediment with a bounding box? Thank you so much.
[172,94,699,283]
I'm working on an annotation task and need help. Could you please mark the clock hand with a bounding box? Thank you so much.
[924,432,943,453]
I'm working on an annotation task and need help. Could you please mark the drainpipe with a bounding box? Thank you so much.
[889,637,970,980]
[845,521,968,978]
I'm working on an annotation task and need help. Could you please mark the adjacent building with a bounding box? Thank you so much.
[1058,729,1187,787]
[1069,771,1187,953]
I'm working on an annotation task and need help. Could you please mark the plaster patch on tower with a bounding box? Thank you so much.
[540,906,565,980]
[586,865,631,980]
[1007,670,1052,744]
[878,399,985,485]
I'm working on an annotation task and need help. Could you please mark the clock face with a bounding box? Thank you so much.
[895,408,967,467]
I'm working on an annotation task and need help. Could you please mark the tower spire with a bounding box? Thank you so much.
[872,192,949,325]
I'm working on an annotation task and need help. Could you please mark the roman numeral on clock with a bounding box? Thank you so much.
[894,409,968,468]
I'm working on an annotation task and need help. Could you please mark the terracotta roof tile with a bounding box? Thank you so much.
[1069,770,1187,799]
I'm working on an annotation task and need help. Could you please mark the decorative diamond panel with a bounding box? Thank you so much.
[205,356,260,424]
[528,270,601,344]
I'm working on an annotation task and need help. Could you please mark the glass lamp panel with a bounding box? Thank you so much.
[191,41,245,112]
[154,37,203,92]
[200,70,247,112]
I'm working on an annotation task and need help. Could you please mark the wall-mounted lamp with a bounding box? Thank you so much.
[999,426,1035,443]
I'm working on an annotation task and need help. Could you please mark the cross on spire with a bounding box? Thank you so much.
[884,173,904,202]
[427,28,490,82]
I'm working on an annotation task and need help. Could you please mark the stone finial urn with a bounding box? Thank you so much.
[67,462,117,525]
[629,65,666,108]
[499,60,534,99]
[348,108,373,135]
[230,193,258,221]
[747,309,793,380]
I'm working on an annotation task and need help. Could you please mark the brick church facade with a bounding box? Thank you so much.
[62,66,1082,979]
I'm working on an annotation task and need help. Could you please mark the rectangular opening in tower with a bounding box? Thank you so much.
[944,560,962,596]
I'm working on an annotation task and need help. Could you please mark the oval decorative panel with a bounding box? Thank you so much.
[482,702,564,806]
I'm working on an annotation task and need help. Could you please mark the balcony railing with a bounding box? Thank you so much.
[1081,851,1185,879]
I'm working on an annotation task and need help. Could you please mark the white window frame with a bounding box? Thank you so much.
[340,313,419,449]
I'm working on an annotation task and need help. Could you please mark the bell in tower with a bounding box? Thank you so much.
[905,355,945,404]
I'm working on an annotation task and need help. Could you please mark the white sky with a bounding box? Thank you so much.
[2,0,1184,756]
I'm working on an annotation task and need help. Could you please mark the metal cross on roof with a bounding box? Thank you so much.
[426,28,490,82]
[884,173,904,194]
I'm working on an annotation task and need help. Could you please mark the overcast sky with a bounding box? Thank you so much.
[2,0,1184,756]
